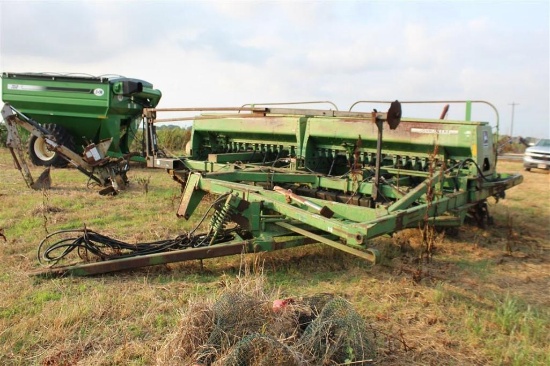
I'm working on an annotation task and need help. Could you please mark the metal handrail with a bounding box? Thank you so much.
[349,100,500,137]
[241,100,339,111]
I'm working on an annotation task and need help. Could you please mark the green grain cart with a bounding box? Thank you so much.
[1,72,162,167]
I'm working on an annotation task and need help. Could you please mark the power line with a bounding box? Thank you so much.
[509,102,519,137]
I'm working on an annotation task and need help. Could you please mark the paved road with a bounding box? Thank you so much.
[498,154,523,161]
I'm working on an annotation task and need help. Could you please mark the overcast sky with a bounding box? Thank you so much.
[1,0,548,138]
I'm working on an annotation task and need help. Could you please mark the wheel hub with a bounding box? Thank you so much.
[34,137,56,161]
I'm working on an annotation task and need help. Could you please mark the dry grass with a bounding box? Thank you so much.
[0,150,549,365]
[157,265,374,366]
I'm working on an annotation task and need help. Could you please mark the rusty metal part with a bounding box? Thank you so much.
[348,100,501,138]
[144,106,391,124]
[353,135,362,172]
[32,241,250,277]
[241,100,340,110]
[386,100,402,129]
[82,139,112,166]
[371,114,384,205]
[3,103,130,194]
[275,221,378,263]
[273,186,334,218]
[440,104,450,119]
[3,104,37,189]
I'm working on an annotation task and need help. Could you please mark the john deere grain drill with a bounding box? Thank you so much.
[32,100,524,275]
[142,100,523,264]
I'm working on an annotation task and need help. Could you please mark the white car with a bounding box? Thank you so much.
[523,139,550,171]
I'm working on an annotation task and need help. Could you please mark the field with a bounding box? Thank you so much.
[0,148,548,365]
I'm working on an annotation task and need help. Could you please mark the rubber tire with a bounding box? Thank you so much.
[28,123,75,168]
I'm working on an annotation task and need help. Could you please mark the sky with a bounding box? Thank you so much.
[0,0,548,138]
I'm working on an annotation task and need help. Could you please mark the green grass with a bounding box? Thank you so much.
[0,149,548,365]
[454,258,493,279]
[462,294,550,365]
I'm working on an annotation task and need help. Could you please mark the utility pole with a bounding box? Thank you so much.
[509,102,519,137]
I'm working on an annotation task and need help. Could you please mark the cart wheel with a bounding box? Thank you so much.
[28,124,75,168]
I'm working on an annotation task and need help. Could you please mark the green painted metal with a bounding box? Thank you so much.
[388,175,443,212]
[159,101,522,264]
[188,115,306,161]
[1,72,161,156]
[177,173,205,219]
[184,111,497,179]
[32,241,249,277]
[208,151,264,163]
[34,100,523,275]
[178,170,521,244]
[465,100,472,121]
[275,221,379,262]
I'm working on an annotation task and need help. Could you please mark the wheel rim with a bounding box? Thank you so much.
[34,137,56,161]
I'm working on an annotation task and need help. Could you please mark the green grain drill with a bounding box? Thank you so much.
[34,100,524,276]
